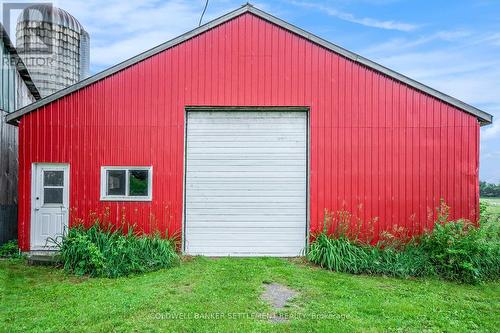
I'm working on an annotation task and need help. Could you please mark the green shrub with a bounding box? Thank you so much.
[308,202,500,284]
[418,220,499,283]
[479,200,489,217]
[0,240,20,258]
[365,244,434,278]
[418,201,500,283]
[58,224,179,278]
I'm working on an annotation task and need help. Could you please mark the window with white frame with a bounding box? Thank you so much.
[100,166,152,201]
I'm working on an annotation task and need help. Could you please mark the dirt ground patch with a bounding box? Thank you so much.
[261,283,298,323]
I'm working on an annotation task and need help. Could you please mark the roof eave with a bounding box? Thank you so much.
[5,4,493,126]
[1,23,41,102]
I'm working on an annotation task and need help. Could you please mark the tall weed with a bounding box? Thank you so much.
[308,201,500,284]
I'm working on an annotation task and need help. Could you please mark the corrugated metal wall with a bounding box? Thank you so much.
[0,109,19,244]
[17,13,480,251]
[1,36,35,244]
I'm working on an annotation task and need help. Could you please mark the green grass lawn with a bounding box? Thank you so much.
[482,197,500,216]
[1,257,499,332]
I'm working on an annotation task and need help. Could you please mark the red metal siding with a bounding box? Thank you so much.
[18,13,480,251]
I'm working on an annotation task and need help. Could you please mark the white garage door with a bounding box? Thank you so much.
[184,111,307,256]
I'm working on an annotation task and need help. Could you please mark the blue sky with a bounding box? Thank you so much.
[13,0,500,182]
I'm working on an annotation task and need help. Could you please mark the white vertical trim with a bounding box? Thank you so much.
[183,110,308,256]
[182,112,189,253]
[182,107,311,255]
[30,163,70,251]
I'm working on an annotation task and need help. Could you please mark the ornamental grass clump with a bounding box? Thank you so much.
[56,221,179,278]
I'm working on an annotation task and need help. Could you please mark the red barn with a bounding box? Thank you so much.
[6,5,493,256]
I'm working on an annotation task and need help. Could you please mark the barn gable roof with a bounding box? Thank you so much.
[6,4,493,125]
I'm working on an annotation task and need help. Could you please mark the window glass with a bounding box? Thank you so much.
[107,170,126,196]
[102,167,152,200]
[44,171,64,186]
[129,170,149,196]
[44,188,63,204]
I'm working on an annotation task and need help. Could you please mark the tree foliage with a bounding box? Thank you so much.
[480,181,500,197]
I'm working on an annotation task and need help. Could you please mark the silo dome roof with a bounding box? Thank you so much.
[17,4,84,33]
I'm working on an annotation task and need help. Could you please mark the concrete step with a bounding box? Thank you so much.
[27,251,60,265]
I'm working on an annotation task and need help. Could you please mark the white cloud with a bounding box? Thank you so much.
[366,51,500,107]
[289,0,418,31]
[54,0,235,68]
[361,33,500,132]
[90,30,175,66]
[482,121,500,141]
[363,30,472,54]
[477,32,500,47]
[359,28,500,181]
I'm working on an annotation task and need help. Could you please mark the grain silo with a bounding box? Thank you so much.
[15,4,90,97]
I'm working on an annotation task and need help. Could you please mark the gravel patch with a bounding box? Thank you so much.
[262,283,298,323]
[262,283,297,308]
[261,283,298,322]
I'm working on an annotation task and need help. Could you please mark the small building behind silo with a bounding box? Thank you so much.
[15,4,90,97]
[0,23,40,244]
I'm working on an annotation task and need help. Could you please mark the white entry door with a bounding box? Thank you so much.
[31,164,69,250]
[185,111,307,256]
